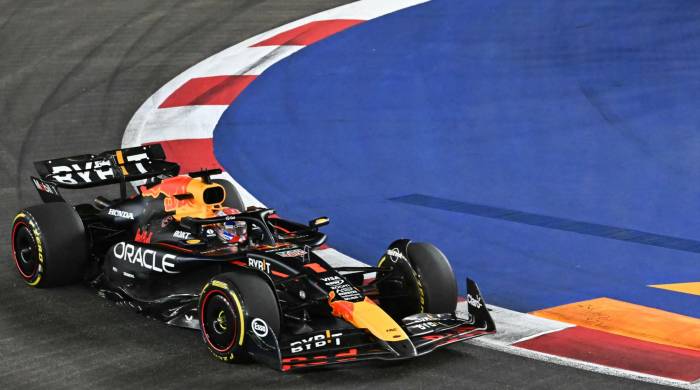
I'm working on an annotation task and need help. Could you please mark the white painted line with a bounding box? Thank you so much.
[138,106,228,144]
[123,0,429,148]
[190,46,304,78]
[468,337,700,389]
[456,302,572,345]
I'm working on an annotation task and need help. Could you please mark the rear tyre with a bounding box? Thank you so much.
[212,179,245,212]
[377,241,458,320]
[11,203,88,287]
[199,272,280,363]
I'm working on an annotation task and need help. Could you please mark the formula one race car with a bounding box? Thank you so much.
[10,144,495,370]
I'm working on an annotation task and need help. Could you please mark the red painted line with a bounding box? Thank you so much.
[514,326,700,382]
[147,138,222,174]
[159,75,256,108]
[252,19,364,47]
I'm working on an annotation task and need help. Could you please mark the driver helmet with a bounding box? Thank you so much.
[215,208,247,243]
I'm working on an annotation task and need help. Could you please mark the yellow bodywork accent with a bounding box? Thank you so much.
[115,150,125,164]
[141,176,225,221]
[330,296,408,342]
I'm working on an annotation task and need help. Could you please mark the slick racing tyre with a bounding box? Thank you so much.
[11,203,88,287]
[212,179,245,212]
[377,241,458,321]
[199,272,280,363]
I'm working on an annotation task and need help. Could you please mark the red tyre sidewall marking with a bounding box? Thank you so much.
[12,221,37,280]
[200,289,238,353]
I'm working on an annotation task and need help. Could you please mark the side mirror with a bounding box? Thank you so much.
[309,216,330,229]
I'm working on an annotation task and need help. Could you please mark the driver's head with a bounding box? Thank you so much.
[215,208,246,244]
[217,220,247,243]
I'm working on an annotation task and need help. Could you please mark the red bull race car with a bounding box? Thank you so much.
[10,144,496,370]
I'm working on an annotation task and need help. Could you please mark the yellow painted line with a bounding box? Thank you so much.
[649,282,700,297]
[531,297,700,351]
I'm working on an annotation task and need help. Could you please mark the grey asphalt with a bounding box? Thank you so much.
[0,1,670,389]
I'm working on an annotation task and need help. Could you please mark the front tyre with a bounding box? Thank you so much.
[199,272,280,363]
[377,241,458,320]
[11,203,88,287]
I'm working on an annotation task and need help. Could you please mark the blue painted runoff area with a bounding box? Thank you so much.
[214,0,700,316]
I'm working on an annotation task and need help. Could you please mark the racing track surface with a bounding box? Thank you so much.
[0,1,669,389]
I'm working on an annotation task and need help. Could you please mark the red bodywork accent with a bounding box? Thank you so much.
[281,348,358,371]
[304,263,327,273]
[271,270,289,278]
[134,228,153,244]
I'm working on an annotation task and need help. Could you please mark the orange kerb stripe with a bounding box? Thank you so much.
[649,282,700,297]
[531,297,700,351]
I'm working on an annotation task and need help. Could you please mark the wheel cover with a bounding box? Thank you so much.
[201,290,238,353]
[12,222,39,280]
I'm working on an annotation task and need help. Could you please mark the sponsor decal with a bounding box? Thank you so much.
[173,230,191,239]
[50,159,114,185]
[211,280,228,289]
[386,248,408,263]
[290,331,343,354]
[206,228,216,237]
[321,275,363,301]
[252,318,269,338]
[112,242,177,273]
[48,152,148,185]
[278,249,307,258]
[248,258,271,274]
[108,208,134,220]
[411,321,440,331]
[467,294,483,309]
[32,178,59,195]
[161,215,174,228]
[134,228,152,244]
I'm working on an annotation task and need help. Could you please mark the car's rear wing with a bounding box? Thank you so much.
[32,144,179,202]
